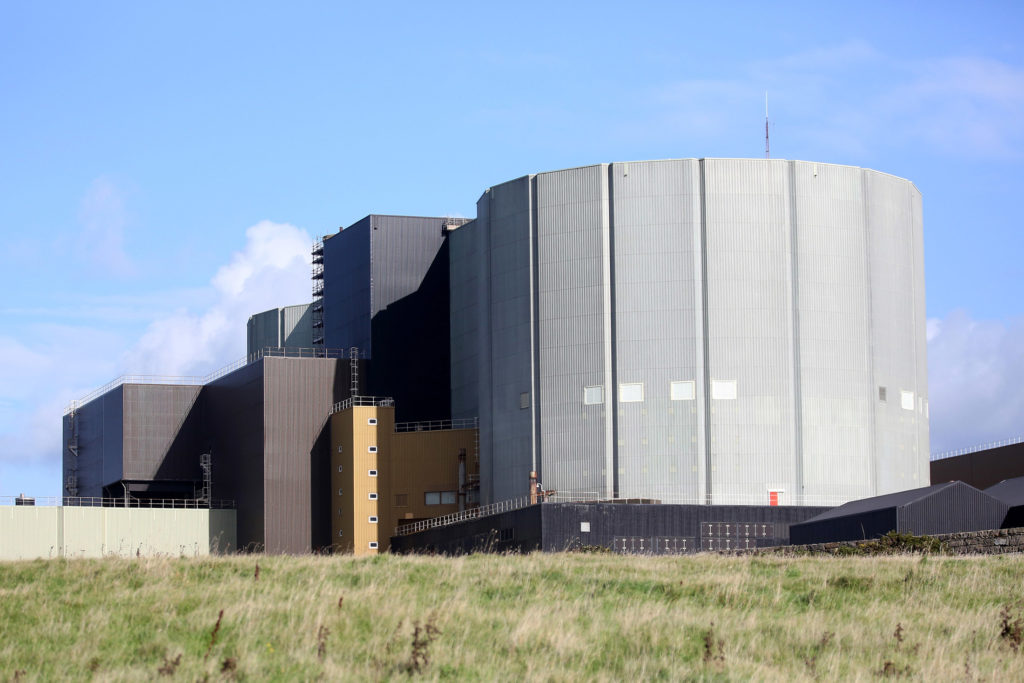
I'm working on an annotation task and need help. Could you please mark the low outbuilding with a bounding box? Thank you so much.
[985,476,1024,529]
[789,481,1008,545]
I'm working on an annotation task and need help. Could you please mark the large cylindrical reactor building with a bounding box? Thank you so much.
[450,159,928,506]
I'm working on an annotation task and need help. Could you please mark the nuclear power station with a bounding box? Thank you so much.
[46,158,958,557]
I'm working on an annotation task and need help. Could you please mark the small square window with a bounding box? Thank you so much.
[620,383,644,403]
[338,488,343,496]
[368,492,378,500]
[879,386,887,402]
[368,418,377,425]
[711,379,737,400]
[520,392,530,409]
[425,491,440,505]
[670,380,695,401]
[368,542,378,549]
[441,491,456,505]
[580,522,591,533]
[337,465,343,473]
[368,446,377,453]
[338,530,343,537]
[368,469,378,477]
[583,385,604,405]
[368,516,378,523]
[337,445,343,453]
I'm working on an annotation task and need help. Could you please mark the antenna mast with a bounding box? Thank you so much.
[765,92,770,159]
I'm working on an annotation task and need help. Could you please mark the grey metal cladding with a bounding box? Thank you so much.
[792,161,873,502]
[204,360,266,550]
[486,177,537,502]
[536,165,609,499]
[703,159,797,501]
[368,215,448,317]
[63,387,124,497]
[464,159,927,507]
[610,159,703,502]
[261,356,340,554]
[122,384,202,482]
[247,309,280,355]
[280,304,313,348]
[449,219,481,421]
[323,217,372,352]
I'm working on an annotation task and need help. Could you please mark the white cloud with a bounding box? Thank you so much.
[120,220,312,376]
[648,42,1024,161]
[77,176,136,276]
[927,309,1024,453]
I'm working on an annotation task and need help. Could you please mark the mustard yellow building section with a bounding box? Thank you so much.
[330,405,478,555]
[330,405,394,555]
[391,429,478,525]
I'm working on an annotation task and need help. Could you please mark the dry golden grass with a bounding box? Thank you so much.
[0,551,1022,680]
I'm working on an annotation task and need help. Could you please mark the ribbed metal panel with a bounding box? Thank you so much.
[865,171,926,495]
[247,308,281,355]
[449,219,481,421]
[122,384,202,482]
[485,177,536,502]
[703,159,797,503]
[262,356,341,554]
[610,159,704,502]
[322,217,372,352]
[792,161,873,502]
[536,165,609,499]
[368,215,448,317]
[280,303,313,348]
[457,159,927,507]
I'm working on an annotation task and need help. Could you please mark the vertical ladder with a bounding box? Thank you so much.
[311,240,325,354]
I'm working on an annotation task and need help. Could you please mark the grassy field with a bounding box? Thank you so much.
[1,552,1023,681]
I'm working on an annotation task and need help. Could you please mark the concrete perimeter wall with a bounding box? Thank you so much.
[0,507,236,560]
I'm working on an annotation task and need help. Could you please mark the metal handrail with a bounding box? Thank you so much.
[930,436,1024,461]
[394,495,533,536]
[66,347,359,413]
[0,496,235,509]
[331,396,395,413]
[394,418,478,433]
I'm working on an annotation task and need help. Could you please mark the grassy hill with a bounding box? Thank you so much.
[1,552,1022,680]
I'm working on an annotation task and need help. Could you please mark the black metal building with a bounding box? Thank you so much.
[389,502,831,555]
[789,481,1009,545]
[319,214,466,422]
[985,476,1024,529]
[931,442,1024,490]
[63,353,357,553]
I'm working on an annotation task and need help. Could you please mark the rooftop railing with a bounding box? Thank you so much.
[331,396,395,413]
[394,418,478,433]
[66,347,356,413]
[0,496,235,509]
[930,436,1024,461]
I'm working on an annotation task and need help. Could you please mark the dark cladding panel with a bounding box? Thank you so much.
[205,361,265,550]
[389,505,543,555]
[262,356,344,554]
[898,483,1007,536]
[322,218,371,353]
[122,385,203,482]
[63,387,124,498]
[368,215,449,316]
[931,443,1024,490]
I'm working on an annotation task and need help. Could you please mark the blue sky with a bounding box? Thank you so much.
[2,1,1022,497]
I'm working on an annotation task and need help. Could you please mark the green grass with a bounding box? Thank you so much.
[1,552,1023,680]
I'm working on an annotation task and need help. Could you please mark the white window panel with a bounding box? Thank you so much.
[368,516,378,523]
[441,491,456,505]
[368,542,378,549]
[425,491,440,505]
[901,390,915,411]
[670,380,695,401]
[619,383,644,403]
[711,379,737,400]
[583,385,604,405]
[520,392,530,409]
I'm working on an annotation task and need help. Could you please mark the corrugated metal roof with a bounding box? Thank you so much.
[798,482,962,523]
[986,476,1024,506]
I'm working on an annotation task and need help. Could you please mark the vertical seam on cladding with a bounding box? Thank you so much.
[529,175,541,476]
[699,159,712,505]
[862,170,879,497]
[788,161,805,500]
[605,164,619,499]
